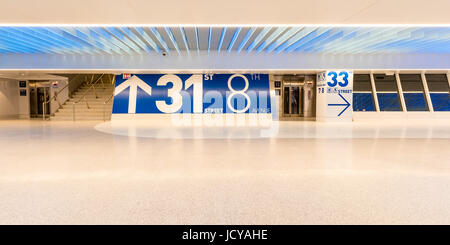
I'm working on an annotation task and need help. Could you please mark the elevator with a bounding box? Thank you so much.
[278,75,316,119]
[29,81,50,118]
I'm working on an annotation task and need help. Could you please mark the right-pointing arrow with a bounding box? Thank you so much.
[328,93,351,117]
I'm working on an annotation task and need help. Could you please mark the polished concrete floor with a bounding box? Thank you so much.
[0,119,449,224]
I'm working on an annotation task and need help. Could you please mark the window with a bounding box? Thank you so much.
[426,74,450,111]
[374,74,401,111]
[399,74,428,111]
[353,74,375,111]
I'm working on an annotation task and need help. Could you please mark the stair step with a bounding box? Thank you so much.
[50,80,115,121]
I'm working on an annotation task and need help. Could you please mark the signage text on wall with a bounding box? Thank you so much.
[316,70,353,122]
[112,74,271,114]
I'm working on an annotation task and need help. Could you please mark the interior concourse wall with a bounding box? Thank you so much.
[1,52,450,70]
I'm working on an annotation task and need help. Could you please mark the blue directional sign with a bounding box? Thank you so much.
[112,74,271,114]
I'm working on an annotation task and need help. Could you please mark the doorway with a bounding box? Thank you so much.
[29,81,50,118]
[280,74,316,119]
[283,82,303,117]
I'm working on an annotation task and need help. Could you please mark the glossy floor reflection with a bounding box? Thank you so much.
[0,119,449,224]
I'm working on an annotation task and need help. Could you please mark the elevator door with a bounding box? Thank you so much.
[29,81,50,118]
[283,82,303,117]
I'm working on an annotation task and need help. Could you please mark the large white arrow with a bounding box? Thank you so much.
[114,75,152,113]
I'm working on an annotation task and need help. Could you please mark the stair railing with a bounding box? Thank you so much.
[72,74,105,121]
[103,75,116,121]
[42,74,82,121]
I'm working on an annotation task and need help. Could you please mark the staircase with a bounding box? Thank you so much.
[52,81,115,121]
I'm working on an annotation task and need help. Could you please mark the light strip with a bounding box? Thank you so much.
[207,27,212,54]
[135,27,161,53]
[120,27,152,54]
[164,27,180,54]
[274,27,316,53]
[265,27,302,53]
[237,27,256,53]
[256,27,287,53]
[149,27,170,53]
[106,27,142,53]
[227,27,241,52]
[194,27,200,54]
[217,27,227,53]
[179,27,190,53]
[247,27,271,52]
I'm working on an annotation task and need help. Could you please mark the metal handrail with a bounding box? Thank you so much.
[72,74,105,121]
[42,74,82,121]
[102,75,116,121]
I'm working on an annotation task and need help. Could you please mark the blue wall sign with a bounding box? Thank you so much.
[112,74,271,114]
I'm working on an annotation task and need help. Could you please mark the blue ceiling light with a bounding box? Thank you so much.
[32,27,84,54]
[194,27,200,54]
[294,29,333,52]
[246,27,272,53]
[304,30,344,53]
[0,26,449,56]
[350,28,409,54]
[283,28,324,53]
[17,27,77,54]
[274,27,316,53]
[327,28,373,54]
[265,27,301,53]
[256,27,287,53]
[217,27,227,54]
[227,27,241,53]
[80,27,124,54]
[134,27,161,53]
[49,27,104,55]
[91,27,132,54]
[57,27,107,54]
[0,28,59,54]
[179,27,190,54]
[207,27,212,55]
[313,28,359,53]
[0,33,40,53]
[150,27,170,54]
[236,27,256,53]
[105,27,142,54]
[120,27,153,54]
[164,27,180,54]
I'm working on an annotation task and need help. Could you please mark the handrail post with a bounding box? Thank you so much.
[93,85,98,98]
[103,102,106,121]
[43,102,45,121]
[101,75,105,89]
[72,102,75,121]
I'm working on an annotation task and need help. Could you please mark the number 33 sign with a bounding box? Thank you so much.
[112,74,272,114]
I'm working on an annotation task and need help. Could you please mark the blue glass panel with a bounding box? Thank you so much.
[353,93,375,111]
[430,93,450,111]
[403,93,428,111]
[377,93,401,111]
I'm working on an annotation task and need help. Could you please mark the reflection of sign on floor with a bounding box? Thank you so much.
[316,70,353,122]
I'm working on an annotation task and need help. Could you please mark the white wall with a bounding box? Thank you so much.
[0,78,20,119]
[0,0,449,24]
